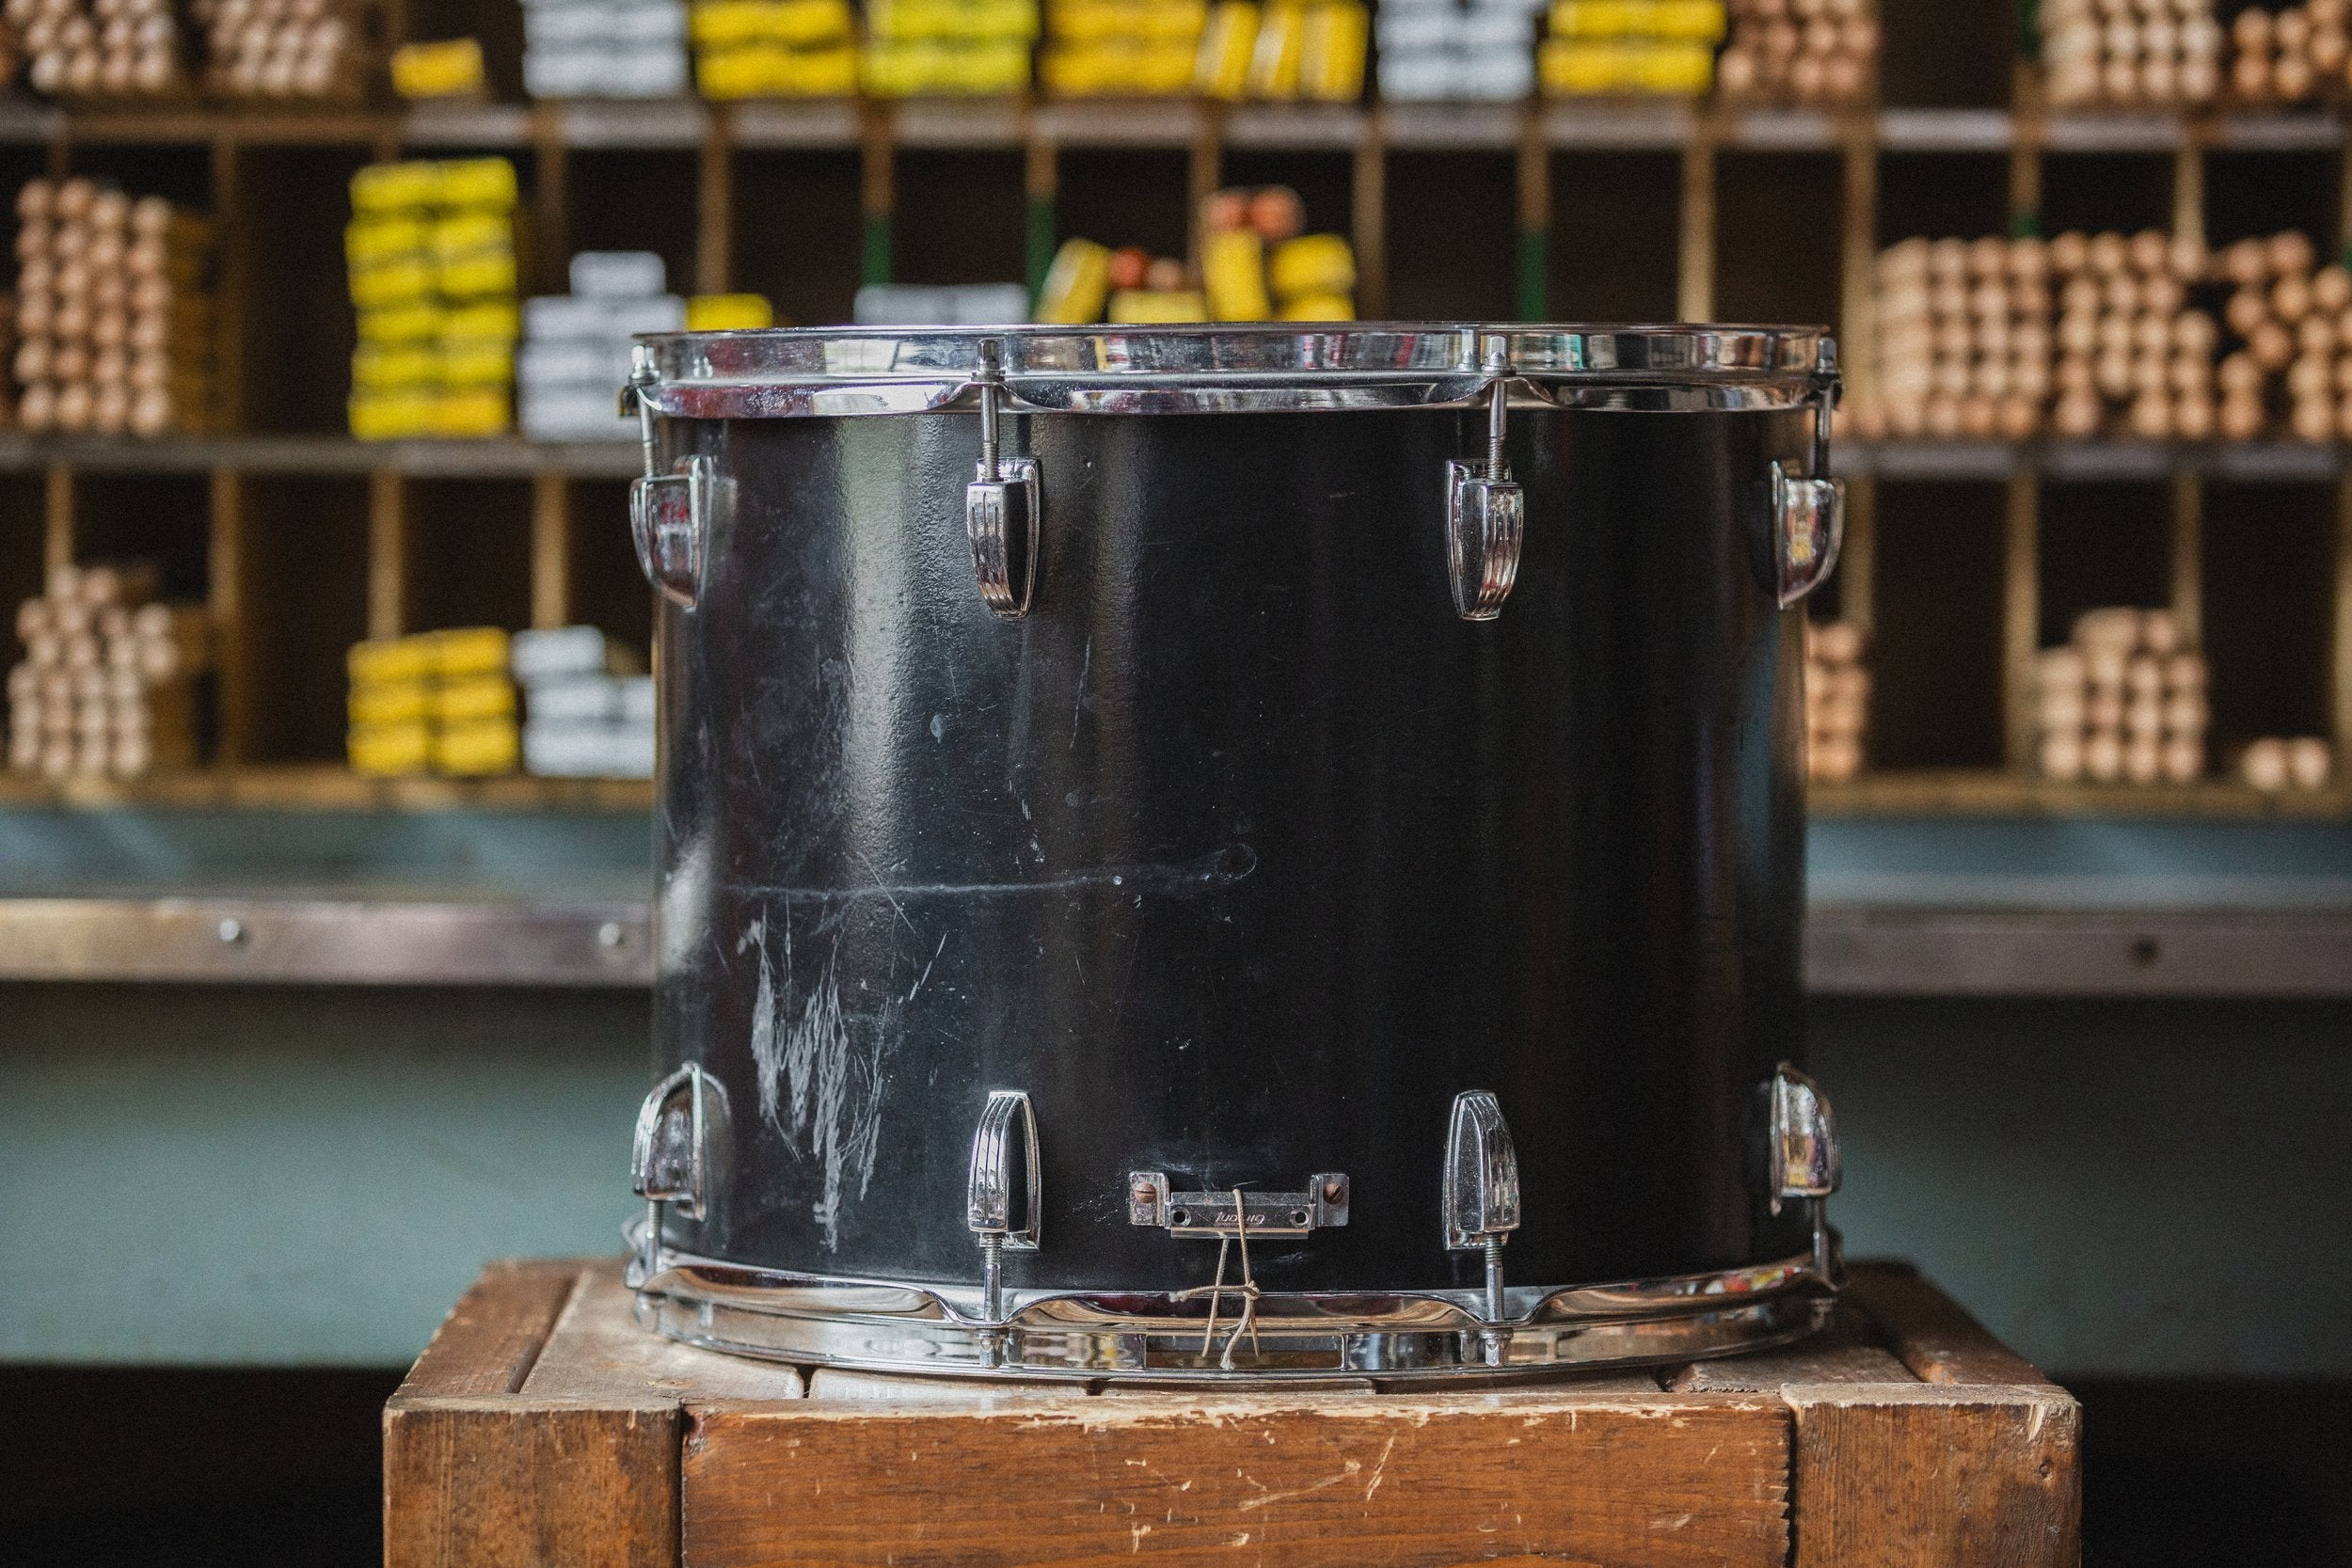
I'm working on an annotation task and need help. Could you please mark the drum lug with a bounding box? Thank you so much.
[965,341,1039,619]
[630,454,717,610]
[966,1090,1041,1336]
[1125,1172,1351,1237]
[1765,1063,1843,1286]
[1446,375,1524,621]
[1443,1089,1522,1354]
[1766,460,1845,609]
[629,1064,725,1285]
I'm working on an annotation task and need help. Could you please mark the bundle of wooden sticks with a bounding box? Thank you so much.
[191,0,369,100]
[1804,619,1870,782]
[1713,0,1878,107]
[2034,607,2207,784]
[8,0,191,96]
[7,562,209,779]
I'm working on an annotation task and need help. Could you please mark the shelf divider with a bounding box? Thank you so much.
[2003,470,2041,770]
[1353,113,1386,319]
[532,474,571,631]
[209,467,248,764]
[699,106,734,294]
[1677,121,1715,321]
[367,469,406,641]
[42,464,72,575]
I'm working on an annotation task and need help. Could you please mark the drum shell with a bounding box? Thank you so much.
[652,402,1817,1295]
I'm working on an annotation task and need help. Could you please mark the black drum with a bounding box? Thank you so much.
[624,325,1847,1380]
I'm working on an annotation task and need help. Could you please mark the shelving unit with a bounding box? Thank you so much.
[3,0,2351,816]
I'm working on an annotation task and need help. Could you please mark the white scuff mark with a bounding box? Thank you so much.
[1362,1436,1397,1502]
[1236,1462,1359,1513]
[742,915,895,1251]
[1130,1523,1150,1553]
[906,933,947,1003]
[1650,1513,1693,1531]
[1071,638,1091,746]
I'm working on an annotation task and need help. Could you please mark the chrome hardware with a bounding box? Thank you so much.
[629,1064,723,1283]
[629,454,717,610]
[964,340,1039,619]
[1126,1172,1350,1237]
[1767,460,1845,609]
[1766,1063,1841,1285]
[1443,1090,1521,1355]
[630,1240,1834,1381]
[1446,344,1525,621]
[966,1090,1040,1332]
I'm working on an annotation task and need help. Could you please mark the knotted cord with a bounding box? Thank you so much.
[1168,1186,1263,1370]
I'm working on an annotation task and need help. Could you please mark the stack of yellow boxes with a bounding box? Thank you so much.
[864,0,1036,93]
[346,159,521,440]
[690,0,859,96]
[1041,0,1202,94]
[1540,0,1724,96]
[347,627,520,778]
[1194,0,1368,99]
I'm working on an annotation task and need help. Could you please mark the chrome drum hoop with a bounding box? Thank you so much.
[627,1228,1842,1383]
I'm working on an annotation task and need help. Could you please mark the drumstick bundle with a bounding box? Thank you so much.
[190,0,372,101]
[7,561,210,780]
[1714,0,1877,107]
[11,177,215,437]
[10,0,192,96]
[2044,227,2213,440]
[687,0,855,97]
[2034,607,2207,784]
[2040,0,2222,107]
[345,158,518,440]
[2205,230,2352,441]
[2224,2,2351,103]
[346,626,518,777]
[2237,735,2334,789]
[1804,618,1868,782]
[1863,234,2056,439]
[866,0,1037,97]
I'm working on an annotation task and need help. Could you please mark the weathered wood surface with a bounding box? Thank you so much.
[385,1258,2082,1568]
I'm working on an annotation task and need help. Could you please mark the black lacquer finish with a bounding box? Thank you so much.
[652,401,1817,1295]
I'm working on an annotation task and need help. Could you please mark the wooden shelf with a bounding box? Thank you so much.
[1810,771,2351,819]
[0,764,651,813]
[0,434,641,478]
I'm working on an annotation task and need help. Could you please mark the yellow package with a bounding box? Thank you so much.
[352,342,438,389]
[1133,40,1195,91]
[691,0,772,44]
[790,43,861,92]
[349,681,429,727]
[432,718,520,776]
[345,216,425,269]
[1034,237,1112,324]
[1107,288,1208,323]
[1246,0,1303,97]
[1144,0,1209,42]
[348,636,434,686]
[1542,39,1629,94]
[348,390,438,440]
[439,299,520,343]
[1194,1,1257,98]
[351,161,442,214]
[1052,0,1118,40]
[1632,40,1713,92]
[358,302,443,344]
[433,675,517,723]
[438,339,516,387]
[1200,227,1272,321]
[429,626,511,678]
[390,38,487,99]
[350,721,432,776]
[430,211,511,263]
[438,250,518,299]
[437,158,520,212]
[1549,0,1637,36]
[1298,1,1365,102]
[349,257,436,309]
[1654,0,1724,40]
[776,0,857,43]
[434,387,511,436]
[1268,232,1355,300]
[687,293,774,330]
[1276,290,1353,321]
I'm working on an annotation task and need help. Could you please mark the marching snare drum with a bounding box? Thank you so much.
[625,324,1847,1380]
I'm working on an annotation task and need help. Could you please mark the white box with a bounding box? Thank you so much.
[571,249,668,299]
[616,675,655,722]
[524,293,688,341]
[519,338,637,388]
[1376,51,1463,100]
[512,625,612,682]
[527,673,623,722]
[524,720,656,779]
[520,387,636,440]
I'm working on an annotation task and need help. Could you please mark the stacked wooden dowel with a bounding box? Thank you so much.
[2238,735,2334,788]
[2046,227,2213,440]
[1714,0,1876,106]
[192,0,370,100]
[2208,230,2352,441]
[1804,619,1869,781]
[2227,2,2349,103]
[10,0,190,96]
[2040,0,2221,106]
[2034,607,2207,784]
[12,177,215,436]
[1862,234,2054,439]
[7,562,210,780]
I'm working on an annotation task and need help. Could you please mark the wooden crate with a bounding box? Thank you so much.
[384,1258,2079,1568]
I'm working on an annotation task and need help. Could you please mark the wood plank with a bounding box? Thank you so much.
[682,1392,1792,1568]
[395,1258,583,1401]
[1841,1262,2050,1387]
[526,1260,802,1402]
[1668,1303,1913,1392]
[384,1400,680,1568]
[2002,471,2040,770]
[1784,1384,2081,1568]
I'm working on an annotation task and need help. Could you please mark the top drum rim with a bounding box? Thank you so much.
[628,322,1839,419]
